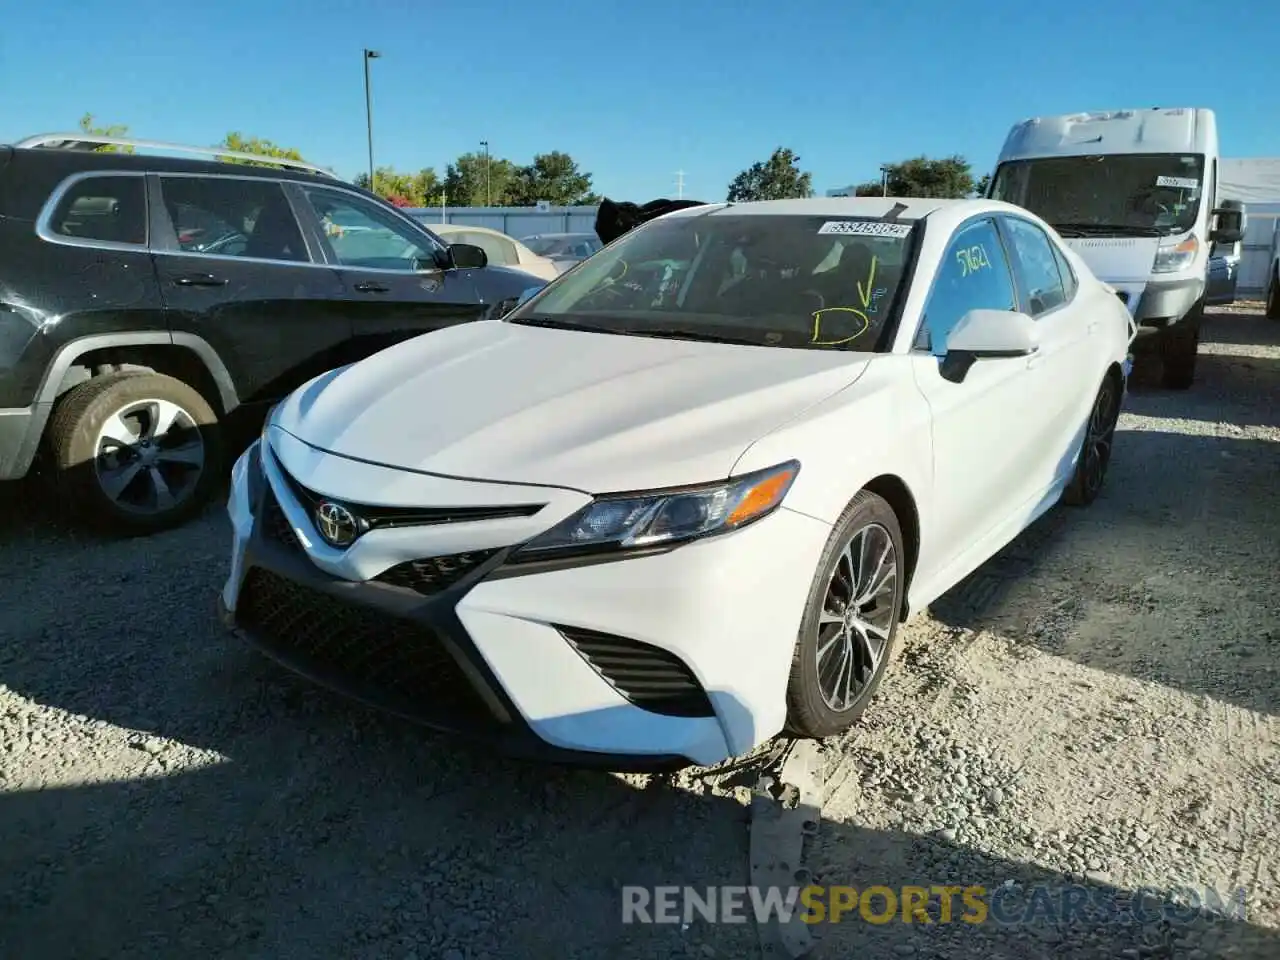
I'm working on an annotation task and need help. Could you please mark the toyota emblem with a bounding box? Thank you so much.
[315,501,359,547]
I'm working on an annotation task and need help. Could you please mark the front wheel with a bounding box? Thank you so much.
[785,491,905,739]
[1160,311,1201,390]
[45,371,224,535]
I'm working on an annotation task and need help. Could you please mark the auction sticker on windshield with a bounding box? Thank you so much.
[1155,176,1199,189]
[818,221,913,238]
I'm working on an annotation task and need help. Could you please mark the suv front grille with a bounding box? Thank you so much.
[374,550,498,596]
[557,625,715,718]
[236,567,498,727]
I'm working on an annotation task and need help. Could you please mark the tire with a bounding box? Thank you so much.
[1062,373,1121,507]
[45,371,223,535]
[785,490,905,739]
[1267,272,1280,320]
[1159,304,1202,390]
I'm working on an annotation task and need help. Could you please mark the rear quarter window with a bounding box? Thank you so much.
[45,175,147,246]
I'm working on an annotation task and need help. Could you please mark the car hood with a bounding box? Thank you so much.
[274,320,872,492]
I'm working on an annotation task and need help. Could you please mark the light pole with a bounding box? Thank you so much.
[363,49,381,192]
[480,140,491,206]
[880,165,889,197]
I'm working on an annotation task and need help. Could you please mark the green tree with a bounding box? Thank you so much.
[507,151,599,207]
[726,147,814,202]
[442,151,521,207]
[975,172,992,197]
[79,113,133,153]
[216,132,309,168]
[849,156,977,199]
[354,166,440,207]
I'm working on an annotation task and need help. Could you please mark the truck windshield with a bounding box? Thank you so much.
[991,153,1205,237]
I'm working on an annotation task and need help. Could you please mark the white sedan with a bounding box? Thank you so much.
[219,197,1134,770]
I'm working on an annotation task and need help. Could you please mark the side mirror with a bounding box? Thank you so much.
[1210,199,1246,245]
[945,308,1038,357]
[448,242,488,270]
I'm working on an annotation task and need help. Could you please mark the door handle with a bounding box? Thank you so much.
[353,281,390,294]
[173,272,228,287]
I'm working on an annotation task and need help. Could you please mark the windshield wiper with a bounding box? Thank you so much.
[623,325,782,346]
[1053,222,1164,238]
[506,315,621,335]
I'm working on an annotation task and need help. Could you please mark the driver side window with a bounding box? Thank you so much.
[916,219,1017,355]
[301,187,441,271]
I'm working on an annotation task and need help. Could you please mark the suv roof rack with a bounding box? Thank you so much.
[12,133,340,179]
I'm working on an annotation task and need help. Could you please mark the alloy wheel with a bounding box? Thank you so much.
[94,398,206,515]
[815,522,898,712]
[1082,380,1118,498]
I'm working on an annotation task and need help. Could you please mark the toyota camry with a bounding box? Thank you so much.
[219,197,1134,770]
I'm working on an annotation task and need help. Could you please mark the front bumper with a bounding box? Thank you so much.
[1130,276,1205,330]
[220,437,830,770]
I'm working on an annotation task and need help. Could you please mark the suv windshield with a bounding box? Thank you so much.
[508,214,916,351]
[991,153,1205,237]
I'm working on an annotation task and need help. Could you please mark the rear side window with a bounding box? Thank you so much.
[1050,241,1078,300]
[159,176,309,263]
[46,175,147,246]
[1002,217,1068,316]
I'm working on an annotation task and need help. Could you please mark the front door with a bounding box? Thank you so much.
[290,184,487,361]
[150,173,352,407]
[908,216,1049,579]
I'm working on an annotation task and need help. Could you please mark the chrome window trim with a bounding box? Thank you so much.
[34,170,150,253]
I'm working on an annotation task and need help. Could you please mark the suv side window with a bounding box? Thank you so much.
[46,175,147,246]
[1003,217,1068,316]
[916,218,1017,355]
[159,176,309,263]
[301,187,443,271]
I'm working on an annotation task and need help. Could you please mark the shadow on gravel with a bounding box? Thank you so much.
[931,427,1280,718]
[1,746,1277,959]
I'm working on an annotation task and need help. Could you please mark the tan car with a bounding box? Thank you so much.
[411,221,563,282]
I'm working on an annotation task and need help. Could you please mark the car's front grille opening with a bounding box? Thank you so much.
[374,550,499,596]
[557,625,716,718]
[260,487,302,551]
[236,567,499,728]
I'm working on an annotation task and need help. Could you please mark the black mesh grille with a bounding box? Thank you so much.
[558,626,715,718]
[236,567,498,727]
[261,488,301,550]
[374,550,498,596]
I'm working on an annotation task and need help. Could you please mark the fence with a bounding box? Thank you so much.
[402,205,600,240]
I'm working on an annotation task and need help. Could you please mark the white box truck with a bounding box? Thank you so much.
[988,107,1246,388]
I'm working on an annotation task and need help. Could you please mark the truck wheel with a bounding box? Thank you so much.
[1160,309,1201,390]
[1267,273,1280,320]
[46,371,224,535]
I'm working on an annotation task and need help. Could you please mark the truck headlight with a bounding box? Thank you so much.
[512,460,800,561]
[1153,234,1199,273]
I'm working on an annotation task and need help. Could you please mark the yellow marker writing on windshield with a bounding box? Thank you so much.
[810,307,870,346]
[856,256,879,309]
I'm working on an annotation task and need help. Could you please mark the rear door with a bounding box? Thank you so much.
[998,215,1099,492]
[149,173,351,407]
[289,184,486,358]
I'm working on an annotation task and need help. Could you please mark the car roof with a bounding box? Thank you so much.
[653,196,1038,234]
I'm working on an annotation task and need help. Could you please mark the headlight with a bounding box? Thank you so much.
[1152,234,1199,273]
[513,460,800,561]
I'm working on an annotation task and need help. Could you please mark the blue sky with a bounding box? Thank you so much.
[5,0,1280,202]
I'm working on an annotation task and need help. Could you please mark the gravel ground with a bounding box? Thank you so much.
[2,306,1278,959]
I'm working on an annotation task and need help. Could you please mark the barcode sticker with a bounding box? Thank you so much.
[818,220,913,238]
[1156,176,1199,189]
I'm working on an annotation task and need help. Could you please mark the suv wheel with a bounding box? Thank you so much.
[1267,271,1280,320]
[46,371,223,534]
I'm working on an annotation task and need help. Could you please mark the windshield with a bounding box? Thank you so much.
[990,153,1205,237]
[507,214,916,351]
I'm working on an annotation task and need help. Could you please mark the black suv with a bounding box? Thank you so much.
[0,134,546,534]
